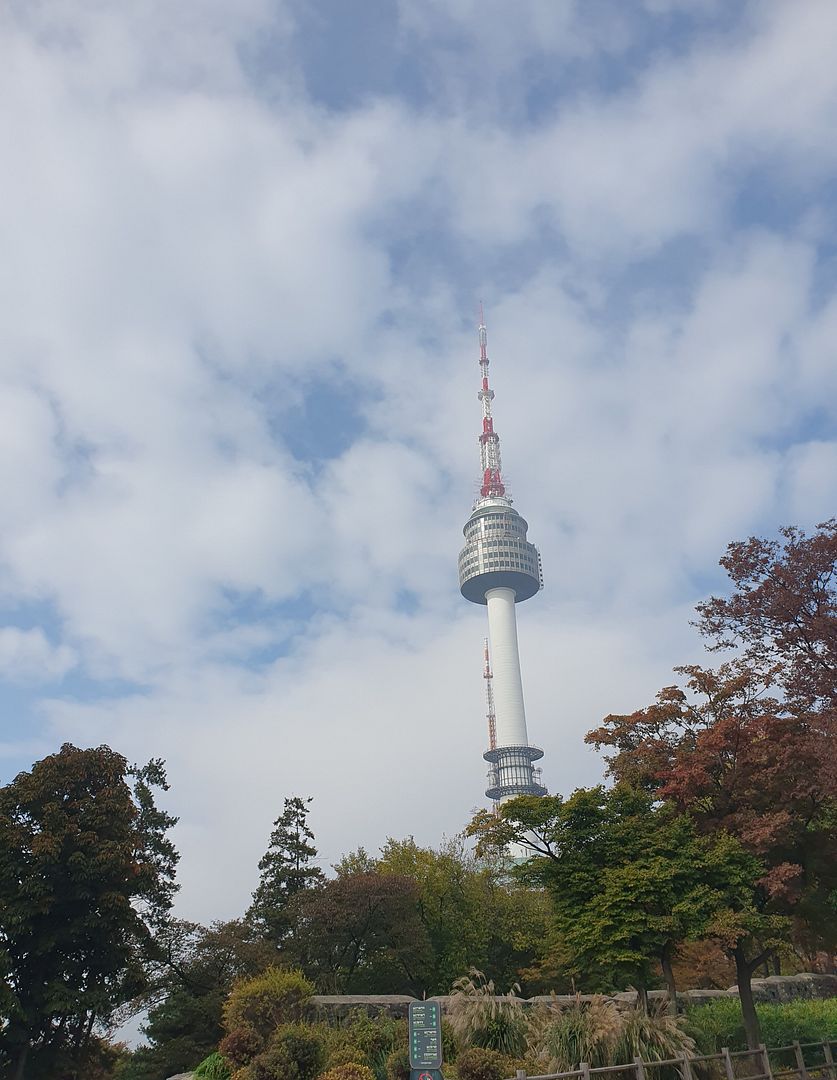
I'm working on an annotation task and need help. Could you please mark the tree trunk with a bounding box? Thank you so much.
[636,983,649,1015]
[772,952,781,977]
[660,947,678,1016]
[11,1042,29,1080]
[734,946,762,1050]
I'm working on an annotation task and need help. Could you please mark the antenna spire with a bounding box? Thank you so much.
[476,308,505,499]
[483,638,497,751]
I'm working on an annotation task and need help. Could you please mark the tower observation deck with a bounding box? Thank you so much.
[458,311,547,806]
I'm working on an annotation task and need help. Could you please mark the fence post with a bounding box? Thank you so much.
[681,1054,695,1080]
[792,1041,809,1080]
[760,1044,774,1080]
[635,1057,647,1080]
[822,1040,837,1080]
[515,1071,526,1079]
[581,1061,592,1080]
[722,1047,737,1080]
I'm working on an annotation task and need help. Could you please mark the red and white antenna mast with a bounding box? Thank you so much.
[477,303,506,500]
[483,638,497,751]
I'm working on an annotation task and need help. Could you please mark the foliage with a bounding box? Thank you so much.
[322,1042,369,1071]
[287,873,432,993]
[219,1027,263,1068]
[0,743,179,1080]
[318,1065,376,1080]
[344,835,552,995]
[447,970,528,1057]
[194,1050,233,1078]
[383,1047,411,1080]
[223,967,315,1042]
[455,1046,520,1080]
[529,996,622,1071]
[685,997,837,1054]
[470,786,761,1008]
[587,660,835,1045]
[670,940,736,990]
[249,796,325,944]
[328,1008,405,1077]
[119,919,276,1080]
[248,1023,326,1080]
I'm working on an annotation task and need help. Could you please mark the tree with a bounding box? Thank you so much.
[286,872,432,993]
[469,786,761,1013]
[588,658,837,1046]
[695,520,837,711]
[0,743,178,1080]
[118,919,276,1080]
[248,796,325,945]
[340,836,553,994]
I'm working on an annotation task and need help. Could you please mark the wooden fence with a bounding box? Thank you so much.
[507,1038,837,1080]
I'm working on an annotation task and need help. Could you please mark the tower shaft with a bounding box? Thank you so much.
[485,588,527,747]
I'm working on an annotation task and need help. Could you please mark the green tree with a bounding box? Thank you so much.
[248,797,325,945]
[469,786,761,1013]
[0,743,178,1080]
[589,660,837,1046]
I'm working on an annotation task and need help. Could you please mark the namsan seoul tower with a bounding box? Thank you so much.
[458,310,547,807]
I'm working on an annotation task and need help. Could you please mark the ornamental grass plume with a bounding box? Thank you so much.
[614,1002,696,1066]
[447,969,528,1058]
[530,995,622,1073]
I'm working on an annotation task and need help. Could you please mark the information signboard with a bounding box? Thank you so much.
[408,1000,443,1072]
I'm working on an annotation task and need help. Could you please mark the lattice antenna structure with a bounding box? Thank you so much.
[477,303,506,500]
[483,638,497,751]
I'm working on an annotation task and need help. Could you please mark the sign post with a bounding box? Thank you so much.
[408,1000,444,1080]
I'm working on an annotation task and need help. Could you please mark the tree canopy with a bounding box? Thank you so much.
[0,743,179,1080]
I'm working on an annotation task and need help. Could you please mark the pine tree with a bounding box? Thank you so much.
[248,796,324,943]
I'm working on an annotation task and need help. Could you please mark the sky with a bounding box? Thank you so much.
[2,0,837,925]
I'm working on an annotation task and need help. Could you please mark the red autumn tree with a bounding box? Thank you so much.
[587,521,837,1049]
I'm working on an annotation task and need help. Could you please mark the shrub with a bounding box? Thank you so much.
[224,967,315,1041]
[384,1047,411,1080]
[342,1009,404,1065]
[441,1018,459,1063]
[686,998,837,1054]
[195,1051,233,1078]
[318,1065,376,1080]
[323,1042,368,1070]
[530,996,622,1072]
[456,1046,519,1080]
[220,1027,264,1068]
[250,1023,327,1080]
[448,970,528,1057]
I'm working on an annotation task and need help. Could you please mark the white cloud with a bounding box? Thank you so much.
[0,627,77,683]
[1,0,837,925]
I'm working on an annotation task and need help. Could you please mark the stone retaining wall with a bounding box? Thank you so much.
[305,974,837,1021]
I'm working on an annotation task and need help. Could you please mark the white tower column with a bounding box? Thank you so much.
[485,587,529,747]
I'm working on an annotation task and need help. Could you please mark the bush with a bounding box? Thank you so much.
[686,998,837,1054]
[342,1009,404,1065]
[323,1042,368,1070]
[318,1066,376,1080]
[384,1047,411,1080]
[220,1027,264,1068]
[250,1023,327,1080]
[224,967,315,1041]
[456,1046,520,1080]
[448,970,528,1057]
[195,1051,233,1078]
